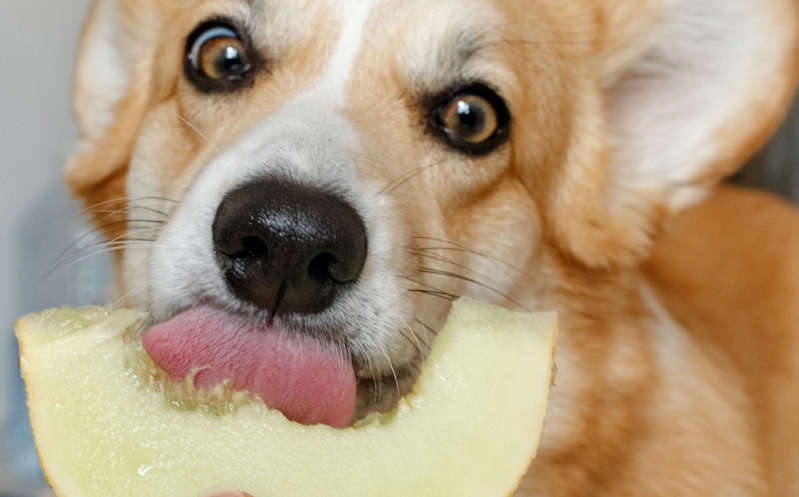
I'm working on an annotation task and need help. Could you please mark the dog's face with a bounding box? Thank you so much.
[66,0,797,425]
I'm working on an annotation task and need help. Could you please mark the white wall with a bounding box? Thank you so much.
[0,0,110,493]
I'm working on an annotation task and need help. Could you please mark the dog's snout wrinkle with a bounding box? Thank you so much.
[212,178,368,315]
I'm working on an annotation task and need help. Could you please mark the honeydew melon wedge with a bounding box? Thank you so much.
[15,298,557,497]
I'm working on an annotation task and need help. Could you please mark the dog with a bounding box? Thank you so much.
[64,0,799,495]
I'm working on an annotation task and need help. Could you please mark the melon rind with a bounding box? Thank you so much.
[16,298,557,497]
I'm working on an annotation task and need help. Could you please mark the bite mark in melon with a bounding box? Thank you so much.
[16,298,557,497]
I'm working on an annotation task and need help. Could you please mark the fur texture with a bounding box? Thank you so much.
[65,0,799,495]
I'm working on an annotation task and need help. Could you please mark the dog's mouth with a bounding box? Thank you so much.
[142,306,360,428]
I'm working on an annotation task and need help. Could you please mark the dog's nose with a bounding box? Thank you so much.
[212,178,368,315]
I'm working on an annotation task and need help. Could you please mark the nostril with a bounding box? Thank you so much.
[218,235,269,260]
[307,252,360,285]
[325,259,351,284]
[238,236,269,259]
[308,252,339,283]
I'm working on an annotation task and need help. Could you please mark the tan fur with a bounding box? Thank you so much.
[65,0,799,495]
[645,185,799,497]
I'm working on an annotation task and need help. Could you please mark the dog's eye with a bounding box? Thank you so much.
[440,94,498,144]
[185,21,254,92]
[432,84,511,155]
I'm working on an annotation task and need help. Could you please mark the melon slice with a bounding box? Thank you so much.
[15,298,557,497]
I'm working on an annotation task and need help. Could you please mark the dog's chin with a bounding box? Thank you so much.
[353,364,421,421]
[141,302,422,428]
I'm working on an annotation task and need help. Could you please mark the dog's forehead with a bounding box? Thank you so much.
[247,0,509,95]
[367,0,510,92]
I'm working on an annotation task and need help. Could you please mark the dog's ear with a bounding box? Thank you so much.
[552,0,799,267]
[65,0,161,229]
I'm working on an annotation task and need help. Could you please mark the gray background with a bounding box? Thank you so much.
[0,0,797,495]
[1,1,109,494]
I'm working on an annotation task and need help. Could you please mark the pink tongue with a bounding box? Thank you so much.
[142,307,356,428]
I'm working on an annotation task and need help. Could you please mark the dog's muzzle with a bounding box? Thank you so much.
[211,177,368,316]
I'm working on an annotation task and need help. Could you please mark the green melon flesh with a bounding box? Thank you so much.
[16,298,557,497]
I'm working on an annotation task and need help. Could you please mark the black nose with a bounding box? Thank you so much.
[212,178,368,315]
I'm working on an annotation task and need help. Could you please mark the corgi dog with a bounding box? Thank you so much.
[64,0,799,495]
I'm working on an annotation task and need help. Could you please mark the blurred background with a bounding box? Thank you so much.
[0,1,797,496]
[1,1,109,495]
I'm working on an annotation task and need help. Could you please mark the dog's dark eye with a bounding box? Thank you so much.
[185,21,254,92]
[432,84,511,155]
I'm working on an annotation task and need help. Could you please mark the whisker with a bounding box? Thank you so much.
[413,318,439,341]
[417,266,528,312]
[44,239,157,279]
[495,37,593,48]
[405,288,459,302]
[49,227,112,274]
[78,198,175,245]
[408,249,506,290]
[130,311,157,340]
[125,219,168,226]
[81,196,178,215]
[379,160,446,195]
[397,275,455,296]
[44,246,133,280]
[379,346,401,397]
[86,206,171,219]
[51,215,164,271]
[409,321,432,355]
[110,285,143,311]
[398,328,423,355]
[59,238,158,262]
[368,358,380,404]
[397,317,429,356]
[411,234,615,297]
[361,340,381,403]
[47,225,162,274]
[412,242,535,280]
[178,115,211,145]
[86,219,166,230]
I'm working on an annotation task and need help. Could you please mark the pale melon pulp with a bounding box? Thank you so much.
[15,298,557,497]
